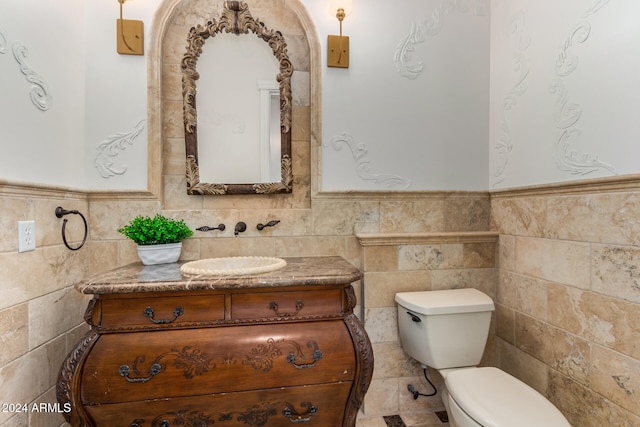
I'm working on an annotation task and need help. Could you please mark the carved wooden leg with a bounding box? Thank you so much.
[343,313,374,426]
[57,329,100,426]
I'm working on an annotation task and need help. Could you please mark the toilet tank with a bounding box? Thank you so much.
[395,289,495,370]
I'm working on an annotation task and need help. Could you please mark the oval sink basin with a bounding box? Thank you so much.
[180,256,287,276]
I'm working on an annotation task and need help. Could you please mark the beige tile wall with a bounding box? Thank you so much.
[10,175,640,427]
[358,231,497,418]
[0,186,91,427]
[0,186,490,427]
[492,178,640,427]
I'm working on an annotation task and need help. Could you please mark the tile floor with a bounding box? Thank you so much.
[356,409,450,427]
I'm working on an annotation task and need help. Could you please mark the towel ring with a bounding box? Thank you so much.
[55,206,88,251]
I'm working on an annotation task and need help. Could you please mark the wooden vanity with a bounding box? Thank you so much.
[57,257,373,427]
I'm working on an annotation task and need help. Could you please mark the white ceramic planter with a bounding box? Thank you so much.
[136,242,182,265]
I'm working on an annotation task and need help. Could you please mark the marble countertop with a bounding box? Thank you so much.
[75,256,362,295]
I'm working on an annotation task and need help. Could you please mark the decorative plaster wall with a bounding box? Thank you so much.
[490,0,640,189]
[549,1,618,177]
[394,0,489,80]
[321,0,490,191]
[83,0,151,191]
[0,1,85,189]
[491,10,530,186]
[4,1,640,191]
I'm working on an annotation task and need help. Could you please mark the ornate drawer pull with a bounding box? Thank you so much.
[143,306,184,324]
[282,402,317,423]
[269,300,304,317]
[286,342,323,369]
[118,363,162,383]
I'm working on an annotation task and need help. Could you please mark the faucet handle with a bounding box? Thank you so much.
[234,221,247,236]
[257,220,280,231]
[196,224,226,232]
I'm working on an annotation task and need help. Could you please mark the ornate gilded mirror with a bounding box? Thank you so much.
[182,1,293,195]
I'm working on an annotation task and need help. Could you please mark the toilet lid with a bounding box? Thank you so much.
[395,288,494,315]
[445,367,570,427]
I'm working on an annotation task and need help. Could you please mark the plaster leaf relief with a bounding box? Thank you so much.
[492,11,530,186]
[504,54,530,108]
[549,0,618,177]
[94,120,146,178]
[582,0,611,18]
[492,119,513,186]
[394,0,487,79]
[550,79,582,130]
[11,41,51,111]
[0,29,7,54]
[555,23,591,77]
[394,21,427,79]
[326,132,411,189]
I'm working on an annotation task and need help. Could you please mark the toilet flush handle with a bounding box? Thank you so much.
[407,311,421,323]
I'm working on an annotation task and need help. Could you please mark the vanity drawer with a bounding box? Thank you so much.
[81,320,355,404]
[85,381,353,427]
[231,288,344,320]
[94,294,225,329]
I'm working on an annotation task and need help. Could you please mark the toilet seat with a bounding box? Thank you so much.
[445,367,571,427]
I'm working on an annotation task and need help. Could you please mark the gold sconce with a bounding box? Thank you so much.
[327,0,352,68]
[116,0,144,55]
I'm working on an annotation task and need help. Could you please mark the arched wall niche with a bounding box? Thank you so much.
[147,0,321,206]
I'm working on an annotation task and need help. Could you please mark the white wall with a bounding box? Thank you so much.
[0,0,153,191]
[0,0,86,188]
[316,0,490,191]
[83,0,155,191]
[490,0,640,189]
[0,0,490,192]
[2,0,640,192]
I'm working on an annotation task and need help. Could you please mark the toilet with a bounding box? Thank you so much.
[395,288,571,427]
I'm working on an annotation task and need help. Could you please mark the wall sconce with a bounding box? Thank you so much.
[327,0,352,68]
[116,0,144,55]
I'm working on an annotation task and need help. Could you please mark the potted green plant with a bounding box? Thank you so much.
[118,214,193,265]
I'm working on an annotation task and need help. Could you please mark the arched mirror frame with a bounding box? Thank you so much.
[182,1,293,195]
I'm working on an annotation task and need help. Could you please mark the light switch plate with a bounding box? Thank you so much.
[18,220,36,252]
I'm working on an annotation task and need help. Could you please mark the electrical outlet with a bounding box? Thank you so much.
[18,220,36,252]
